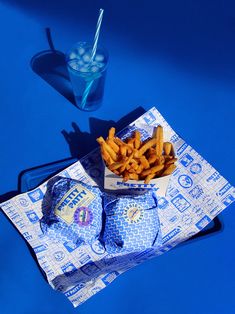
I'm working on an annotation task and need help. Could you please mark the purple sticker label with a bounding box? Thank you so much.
[74,207,93,226]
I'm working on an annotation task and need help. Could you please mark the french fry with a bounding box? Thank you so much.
[123,171,130,182]
[120,145,127,157]
[119,153,134,173]
[135,138,157,157]
[162,164,176,176]
[136,164,144,174]
[109,161,125,171]
[155,155,165,165]
[106,138,119,153]
[129,173,139,180]
[163,142,172,155]
[154,125,163,156]
[166,157,177,165]
[108,127,115,139]
[141,164,165,177]
[127,138,135,149]
[140,156,150,169]
[144,173,156,184]
[134,130,141,149]
[97,137,118,161]
[100,144,114,166]
[148,153,158,164]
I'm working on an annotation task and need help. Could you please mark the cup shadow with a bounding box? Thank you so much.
[30,28,76,106]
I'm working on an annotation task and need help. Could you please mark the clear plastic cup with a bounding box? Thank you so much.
[66,42,108,111]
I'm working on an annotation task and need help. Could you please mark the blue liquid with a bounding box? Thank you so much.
[66,43,108,111]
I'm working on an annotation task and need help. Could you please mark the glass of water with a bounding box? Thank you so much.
[66,42,108,111]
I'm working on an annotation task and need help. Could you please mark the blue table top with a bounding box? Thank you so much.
[0,1,234,313]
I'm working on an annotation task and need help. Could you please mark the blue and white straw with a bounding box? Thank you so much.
[81,8,104,109]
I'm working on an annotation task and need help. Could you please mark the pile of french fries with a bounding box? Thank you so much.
[96,126,177,184]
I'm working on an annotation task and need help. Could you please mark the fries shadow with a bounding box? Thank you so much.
[30,28,76,107]
[61,106,146,159]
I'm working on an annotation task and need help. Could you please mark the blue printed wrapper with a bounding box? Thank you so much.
[1,107,234,308]
[40,178,103,246]
[103,192,162,253]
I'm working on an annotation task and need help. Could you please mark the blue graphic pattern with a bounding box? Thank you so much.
[103,191,162,253]
[40,178,103,246]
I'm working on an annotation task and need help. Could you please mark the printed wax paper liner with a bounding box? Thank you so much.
[1,107,234,307]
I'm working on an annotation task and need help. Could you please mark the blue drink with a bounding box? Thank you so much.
[66,42,108,111]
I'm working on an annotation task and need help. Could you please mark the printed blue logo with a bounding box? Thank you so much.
[64,283,85,297]
[143,111,156,125]
[19,197,29,207]
[170,134,180,143]
[190,163,202,174]
[63,241,81,252]
[171,194,191,212]
[101,271,119,286]
[54,251,65,262]
[162,227,181,244]
[222,194,235,206]
[195,215,211,230]
[178,175,193,188]
[177,143,188,155]
[61,262,77,276]
[80,262,100,276]
[181,214,193,225]
[216,183,232,197]
[179,153,194,167]
[157,197,169,209]
[207,171,221,183]
[33,244,47,254]
[28,188,44,203]
[91,241,106,255]
[189,185,204,199]
[25,210,39,224]
[78,253,91,265]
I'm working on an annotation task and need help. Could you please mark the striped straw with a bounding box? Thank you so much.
[81,8,104,109]
[91,8,104,62]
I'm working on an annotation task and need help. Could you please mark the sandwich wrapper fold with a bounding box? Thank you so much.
[1,107,234,307]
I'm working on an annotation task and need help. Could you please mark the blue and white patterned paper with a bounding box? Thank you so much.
[0,107,234,307]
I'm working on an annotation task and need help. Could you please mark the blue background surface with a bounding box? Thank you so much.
[0,1,235,313]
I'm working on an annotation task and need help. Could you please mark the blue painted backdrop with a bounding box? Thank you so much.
[0,1,234,313]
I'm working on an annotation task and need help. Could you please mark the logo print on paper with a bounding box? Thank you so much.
[28,188,44,203]
[171,194,191,212]
[54,251,65,262]
[178,175,193,188]
[61,262,77,276]
[124,204,143,223]
[222,194,235,206]
[179,153,194,167]
[190,163,202,174]
[91,241,106,255]
[74,207,93,226]
[143,111,156,125]
[25,210,39,223]
[19,198,29,207]
[63,240,81,252]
